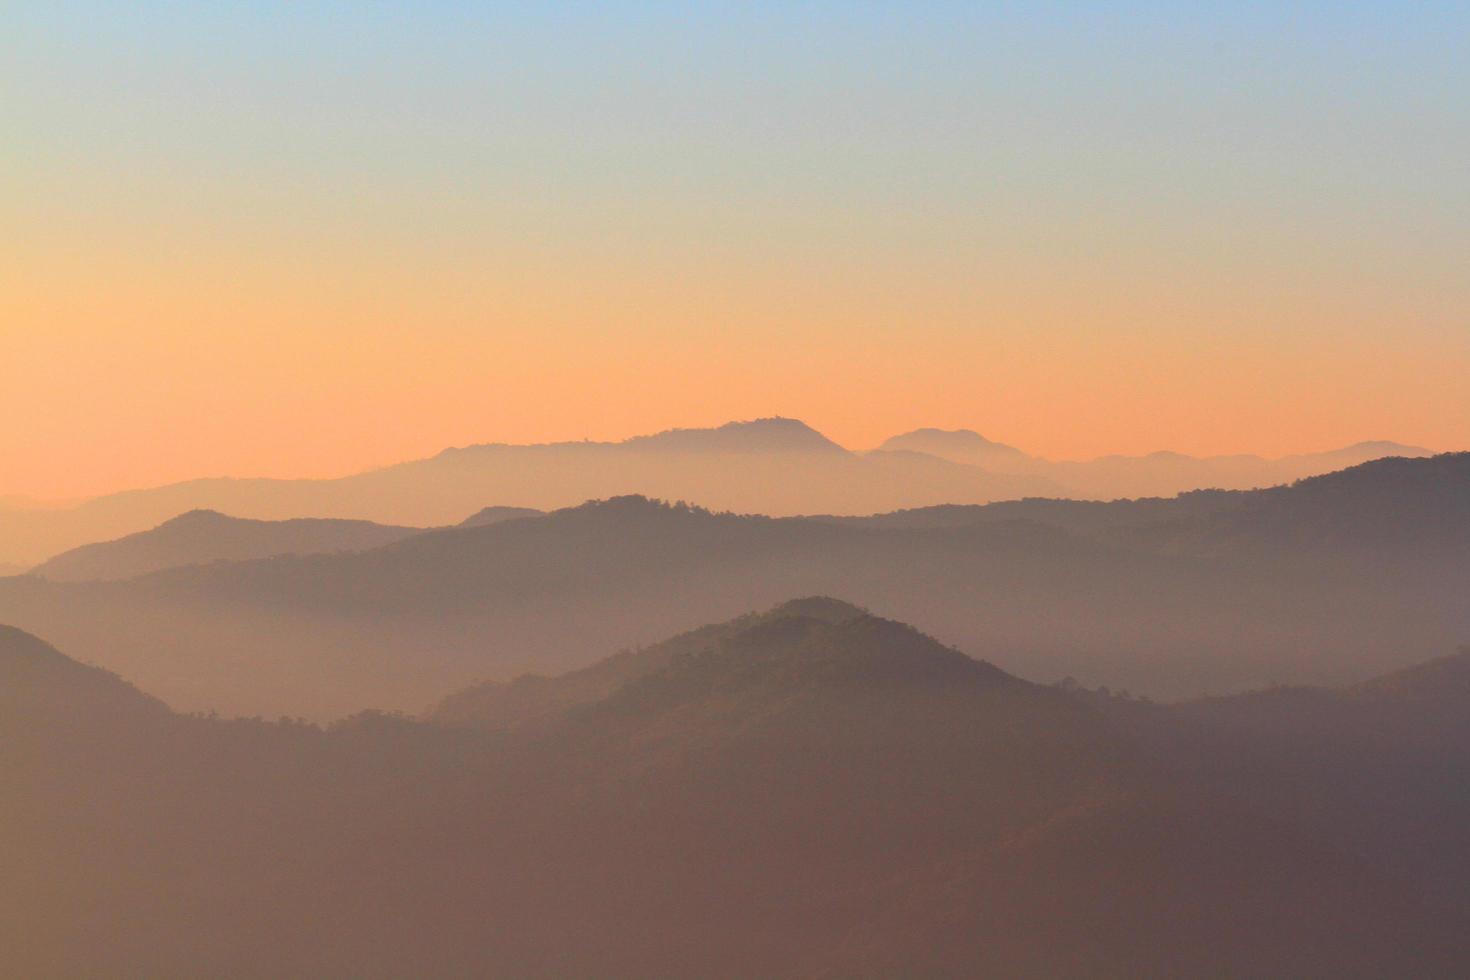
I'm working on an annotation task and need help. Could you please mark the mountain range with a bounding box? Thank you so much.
[0,417,1431,566]
[0,452,1463,718]
[3,604,1464,977]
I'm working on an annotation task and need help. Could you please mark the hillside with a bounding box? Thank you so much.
[429,597,872,729]
[2,610,1464,977]
[0,624,169,722]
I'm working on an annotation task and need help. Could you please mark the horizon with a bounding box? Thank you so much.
[0,413,1444,505]
[7,3,1469,499]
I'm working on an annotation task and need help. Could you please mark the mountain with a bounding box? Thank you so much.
[1114,644,1470,917]
[0,624,169,731]
[3,611,1464,977]
[878,427,1435,499]
[428,596,873,729]
[30,509,423,582]
[623,416,847,453]
[0,418,1432,568]
[457,505,544,528]
[0,418,1056,566]
[0,453,1463,719]
[878,428,1032,468]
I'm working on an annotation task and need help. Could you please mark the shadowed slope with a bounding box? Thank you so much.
[4,612,1465,977]
[0,624,168,721]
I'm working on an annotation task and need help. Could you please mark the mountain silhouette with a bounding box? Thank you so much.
[0,454,1464,718]
[876,427,1435,499]
[457,505,544,528]
[3,610,1464,977]
[0,624,168,722]
[621,416,848,453]
[30,509,422,582]
[430,597,872,730]
[0,417,1429,567]
[878,427,1032,467]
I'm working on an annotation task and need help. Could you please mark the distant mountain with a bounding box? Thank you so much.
[877,427,1435,499]
[878,428,1032,468]
[30,509,422,582]
[457,505,544,528]
[622,416,847,453]
[4,611,1463,977]
[0,454,1463,719]
[0,417,1434,567]
[0,418,1056,566]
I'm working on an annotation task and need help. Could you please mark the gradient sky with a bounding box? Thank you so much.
[4,3,1468,500]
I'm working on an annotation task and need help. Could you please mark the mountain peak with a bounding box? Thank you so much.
[457,505,543,528]
[166,508,233,525]
[622,417,847,454]
[599,606,1016,722]
[763,596,867,625]
[877,428,1028,463]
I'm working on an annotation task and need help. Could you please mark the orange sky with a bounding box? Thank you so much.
[5,230,1466,501]
[5,5,1467,501]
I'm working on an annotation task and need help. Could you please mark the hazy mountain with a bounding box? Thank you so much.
[0,454,1462,719]
[30,509,423,582]
[878,427,1435,499]
[0,417,1432,568]
[3,609,1463,977]
[1045,440,1435,500]
[428,596,871,730]
[1111,644,1470,917]
[878,427,1032,468]
[0,417,1056,566]
[457,505,544,528]
[0,624,168,722]
[623,416,847,453]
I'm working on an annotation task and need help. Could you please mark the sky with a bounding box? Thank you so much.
[4,2,1468,500]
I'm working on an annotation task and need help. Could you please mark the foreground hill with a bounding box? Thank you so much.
[1144,644,1470,913]
[0,624,168,722]
[0,453,1463,718]
[30,509,423,582]
[3,609,1462,978]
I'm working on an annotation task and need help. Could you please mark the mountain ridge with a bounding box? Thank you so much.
[0,417,1438,566]
[1,454,1464,718]
[31,509,422,582]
